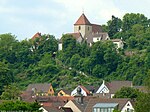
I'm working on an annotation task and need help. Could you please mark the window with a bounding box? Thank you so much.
[127,103,130,106]
[79,26,81,30]
[88,27,90,30]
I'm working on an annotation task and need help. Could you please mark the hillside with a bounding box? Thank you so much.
[0,13,150,94]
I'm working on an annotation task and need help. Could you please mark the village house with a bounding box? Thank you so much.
[26,83,54,96]
[58,13,123,50]
[71,85,91,96]
[84,98,134,112]
[58,89,72,97]
[95,80,133,98]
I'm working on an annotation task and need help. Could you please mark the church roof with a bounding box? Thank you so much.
[32,32,41,40]
[74,13,91,25]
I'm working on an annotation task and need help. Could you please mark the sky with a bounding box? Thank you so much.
[0,0,150,40]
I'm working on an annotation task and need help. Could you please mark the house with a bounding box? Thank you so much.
[96,81,133,98]
[37,96,74,112]
[26,83,54,96]
[58,89,72,97]
[111,39,124,49]
[32,32,41,40]
[71,85,91,96]
[62,87,93,112]
[84,98,134,112]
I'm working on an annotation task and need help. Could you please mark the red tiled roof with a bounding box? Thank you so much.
[74,13,91,25]
[32,32,41,40]
[80,85,91,95]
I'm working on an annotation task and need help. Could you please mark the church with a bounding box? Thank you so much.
[58,13,123,50]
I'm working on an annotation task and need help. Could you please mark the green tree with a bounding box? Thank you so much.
[107,15,122,38]
[114,87,140,99]
[0,101,41,111]
[0,61,13,94]
[122,13,149,32]
[70,54,81,69]
[1,84,20,100]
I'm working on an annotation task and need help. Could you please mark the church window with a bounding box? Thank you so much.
[79,26,81,30]
[88,27,89,30]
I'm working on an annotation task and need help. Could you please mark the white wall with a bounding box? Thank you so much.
[58,43,62,51]
[71,86,87,96]
[96,81,110,93]
[64,100,82,112]
[121,101,134,112]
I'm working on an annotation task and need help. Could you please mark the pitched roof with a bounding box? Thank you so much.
[74,13,91,25]
[84,98,131,112]
[80,85,91,95]
[111,39,122,42]
[92,24,102,33]
[86,32,109,44]
[26,83,52,93]
[85,85,99,93]
[66,32,82,40]
[106,81,133,94]
[62,89,72,95]
[32,32,41,40]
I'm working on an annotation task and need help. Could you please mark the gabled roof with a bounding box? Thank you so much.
[106,81,133,94]
[111,39,122,42]
[26,83,52,92]
[84,98,131,112]
[85,85,99,93]
[62,89,72,95]
[80,85,91,95]
[86,32,109,44]
[66,32,83,40]
[92,24,102,33]
[32,32,41,40]
[74,13,91,25]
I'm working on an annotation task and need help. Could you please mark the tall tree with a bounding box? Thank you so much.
[107,15,122,38]
[0,61,13,94]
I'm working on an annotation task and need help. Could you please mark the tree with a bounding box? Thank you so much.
[0,61,13,94]
[122,13,149,32]
[0,101,41,111]
[131,24,144,37]
[1,84,20,100]
[114,87,140,99]
[135,72,150,112]
[70,54,81,69]
[107,15,122,38]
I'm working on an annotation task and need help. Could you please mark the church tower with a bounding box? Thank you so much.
[74,13,92,39]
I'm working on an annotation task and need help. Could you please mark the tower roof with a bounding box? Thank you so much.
[74,13,91,25]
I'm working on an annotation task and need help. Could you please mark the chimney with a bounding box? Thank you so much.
[74,86,84,104]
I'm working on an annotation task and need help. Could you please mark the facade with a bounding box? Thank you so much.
[85,98,134,112]
[63,100,82,112]
[26,83,54,96]
[111,39,124,49]
[93,103,118,112]
[58,90,71,97]
[96,81,133,98]
[71,85,90,96]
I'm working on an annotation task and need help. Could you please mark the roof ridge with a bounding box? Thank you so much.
[74,13,91,25]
